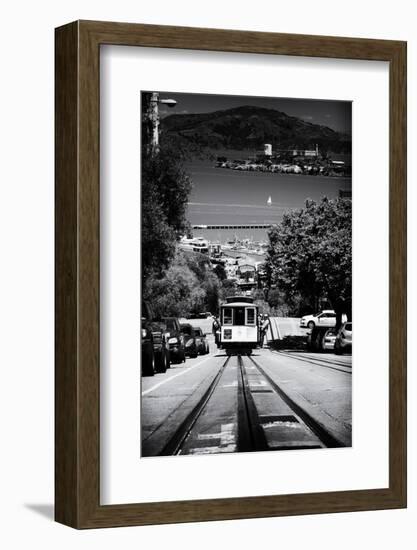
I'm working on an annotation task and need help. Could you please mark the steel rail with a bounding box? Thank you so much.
[291,351,352,368]
[236,355,269,452]
[159,356,230,456]
[246,355,345,448]
[273,349,352,375]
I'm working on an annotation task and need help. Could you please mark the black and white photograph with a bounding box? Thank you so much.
[141,91,352,457]
[0,0,412,538]
[2,0,410,542]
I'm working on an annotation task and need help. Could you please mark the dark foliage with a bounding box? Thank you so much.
[141,145,192,282]
[266,197,352,315]
[213,263,227,281]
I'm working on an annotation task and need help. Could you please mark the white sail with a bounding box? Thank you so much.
[267,196,272,206]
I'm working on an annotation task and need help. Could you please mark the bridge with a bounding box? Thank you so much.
[192,224,273,230]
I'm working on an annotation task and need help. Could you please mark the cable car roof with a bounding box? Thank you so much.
[221,301,258,308]
[224,296,254,304]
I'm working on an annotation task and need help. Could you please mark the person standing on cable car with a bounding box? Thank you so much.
[260,314,270,347]
[212,316,220,347]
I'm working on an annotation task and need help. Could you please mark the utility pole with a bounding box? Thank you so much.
[142,92,177,155]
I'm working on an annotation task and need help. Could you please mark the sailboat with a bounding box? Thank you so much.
[267,196,272,206]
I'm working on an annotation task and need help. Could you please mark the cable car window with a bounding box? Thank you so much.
[223,308,233,325]
[246,308,255,325]
[234,307,245,326]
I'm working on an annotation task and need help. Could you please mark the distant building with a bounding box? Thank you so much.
[237,264,257,290]
[179,237,209,254]
[238,264,256,276]
[209,243,221,258]
[237,280,257,292]
[292,144,319,158]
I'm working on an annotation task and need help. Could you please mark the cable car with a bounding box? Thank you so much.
[219,296,260,355]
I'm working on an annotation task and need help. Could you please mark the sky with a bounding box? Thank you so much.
[156,91,352,134]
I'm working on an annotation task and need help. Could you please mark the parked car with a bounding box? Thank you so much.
[334,322,352,354]
[162,317,186,363]
[180,323,198,358]
[322,327,338,351]
[150,320,170,373]
[300,309,347,329]
[193,327,210,355]
[141,316,155,376]
[188,312,209,319]
[141,301,169,375]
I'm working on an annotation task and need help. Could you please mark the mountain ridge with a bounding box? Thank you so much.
[161,105,351,154]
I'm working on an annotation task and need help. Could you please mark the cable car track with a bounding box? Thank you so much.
[244,355,344,448]
[237,355,269,452]
[159,355,231,456]
[159,352,345,456]
[273,349,352,374]
[293,351,352,369]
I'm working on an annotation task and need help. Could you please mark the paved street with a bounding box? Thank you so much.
[141,318,352,456]
[268,316,307,339]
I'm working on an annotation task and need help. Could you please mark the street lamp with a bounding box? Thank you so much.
[159,98,177,108]
[145,92,177,154]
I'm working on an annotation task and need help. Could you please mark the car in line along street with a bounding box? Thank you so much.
[162,317,186,363]
[150,319,171,373]
[180,323,199,358]
[321,327,338,351]
[141,301,170,376]
[193,327,210,355]
[141,316,155,376]
[300,309,347,329]
[335,322,352,354]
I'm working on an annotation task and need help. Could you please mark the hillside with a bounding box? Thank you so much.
[160,105,351,154]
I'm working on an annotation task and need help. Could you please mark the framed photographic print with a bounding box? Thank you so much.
[55,20,406,528]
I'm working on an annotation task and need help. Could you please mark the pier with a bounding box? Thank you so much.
[192,224,274,230]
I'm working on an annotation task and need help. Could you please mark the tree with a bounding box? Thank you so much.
[141,102,221,317]
[141,139,193,285]
[267,289,282,308]
[252,289,265,301]
[141,172,176,283]
[251,288,270,316]
[266,197,351,315]
[144,252,205,318]
[146,148,192,237]
[184,250,211,280]
[242,270,253,282]
[144,248,224,317]
[213,263,227,281]
[220,279,238,299]
[201,271,221,314]
[184,251,222,314]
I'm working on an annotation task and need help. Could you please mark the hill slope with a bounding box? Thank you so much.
[161,105,351,154]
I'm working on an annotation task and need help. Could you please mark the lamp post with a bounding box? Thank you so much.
[143,92,177,154]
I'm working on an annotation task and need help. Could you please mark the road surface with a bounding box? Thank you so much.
[141,318,351,456]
